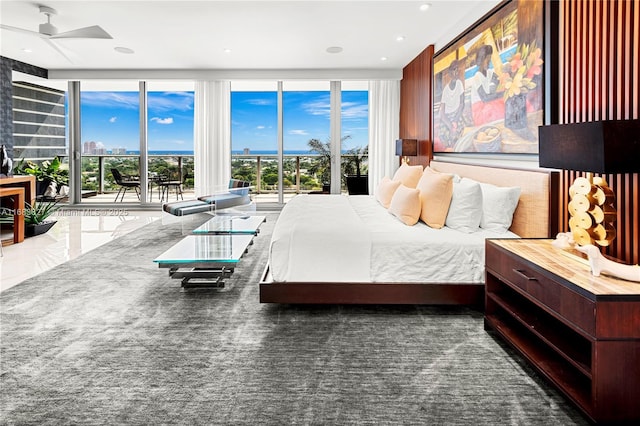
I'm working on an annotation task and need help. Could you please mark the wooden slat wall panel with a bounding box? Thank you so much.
[559,0,639,264]
[399,45,434,167]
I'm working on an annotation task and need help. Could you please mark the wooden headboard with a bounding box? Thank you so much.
[430,160,559,238]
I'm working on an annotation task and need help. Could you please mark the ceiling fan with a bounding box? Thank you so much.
[0,5,112,62]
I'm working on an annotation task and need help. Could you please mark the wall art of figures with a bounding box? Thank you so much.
[433,0,544,154]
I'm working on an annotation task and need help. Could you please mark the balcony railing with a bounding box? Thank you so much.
[51,153,367,201]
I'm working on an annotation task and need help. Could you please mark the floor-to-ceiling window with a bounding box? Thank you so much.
[230,80,368,203]
[282,81,331,195]
[62,81,196,205]
[230,82,279,202]
[79,81,140,203]
[147,82,195,203]
[10,75,368,206]
[341,81,369,193]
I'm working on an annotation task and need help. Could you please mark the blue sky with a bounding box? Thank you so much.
[79,90,368,153]
[80,91,194,152]
[231,90,369,152]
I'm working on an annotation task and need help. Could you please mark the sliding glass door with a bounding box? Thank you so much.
[230,82,279,202]
[341,82,369,194]
[64,80,196,205]
[146,82,195,203]
[230,80,369,203]
[79,81,140,203]
[59,78,368,205]
[282,81,331,196]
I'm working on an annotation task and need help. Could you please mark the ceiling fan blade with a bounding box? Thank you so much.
[50,25,112,40]
[43,38,74,64]
[0,24,46,38]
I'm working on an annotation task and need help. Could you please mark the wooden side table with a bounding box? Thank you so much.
[485,238,640,424]
[0,187,25,245]
[0,175,36,205]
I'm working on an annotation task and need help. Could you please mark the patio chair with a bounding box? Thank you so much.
[111,168,140,202]
[158,171,184,202]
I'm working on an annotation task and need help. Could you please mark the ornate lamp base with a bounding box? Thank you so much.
[568,176,617,247]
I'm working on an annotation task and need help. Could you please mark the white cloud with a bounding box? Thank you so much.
[80,91,194,113]
[289,129,308,135]
[148,92,194,112]
[341,102,369,120]
[256,125,265,129]
[303,98,331,117]
[109,116,117,123]
[344,126,369,132]
[246,98,273,106]
[151,117,174,125]
[81,92,139,109]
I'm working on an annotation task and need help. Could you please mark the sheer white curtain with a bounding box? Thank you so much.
[193,80,231,197]
[368,80,400,195]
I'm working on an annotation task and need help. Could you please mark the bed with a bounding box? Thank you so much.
[259,160,559,305]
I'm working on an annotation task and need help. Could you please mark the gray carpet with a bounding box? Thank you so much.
[0,212,588,425]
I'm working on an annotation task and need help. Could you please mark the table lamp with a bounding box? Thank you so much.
[396,139,418,164]
[539,120,640,247]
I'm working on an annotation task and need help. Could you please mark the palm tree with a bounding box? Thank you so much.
[307,135,353,188]
[307,138,331,185]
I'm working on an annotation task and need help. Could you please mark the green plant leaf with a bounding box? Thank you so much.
[23,199,61,225]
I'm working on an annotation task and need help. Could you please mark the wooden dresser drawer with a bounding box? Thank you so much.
[485,239,640,423]
[486,242,596,336]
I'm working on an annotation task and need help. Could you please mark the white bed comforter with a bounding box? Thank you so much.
[268,195,518,283]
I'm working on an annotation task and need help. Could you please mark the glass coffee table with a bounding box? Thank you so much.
[154,234,255,288]
[192,215,266,235]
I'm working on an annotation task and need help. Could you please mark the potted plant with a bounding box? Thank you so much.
[23,199,61,237]
[344,145,369,195]
[14,156,69,197]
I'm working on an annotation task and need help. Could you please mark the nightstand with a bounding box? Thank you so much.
[485,239,640,424]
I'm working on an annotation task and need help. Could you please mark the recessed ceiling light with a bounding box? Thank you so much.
[114,46,134,54]
[396,35,406,42]
[380,56,388,61]
[22,48,32,53]
[420,3,431,11]
[326,46,343,54]
[223,48,232,54]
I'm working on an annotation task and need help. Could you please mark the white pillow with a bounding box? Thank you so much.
[445,178,483,233]
[479,183,521,233]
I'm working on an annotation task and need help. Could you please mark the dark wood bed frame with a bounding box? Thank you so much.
[259,160,559,306]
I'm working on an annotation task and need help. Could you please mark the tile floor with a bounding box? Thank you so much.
[0,209,162,293]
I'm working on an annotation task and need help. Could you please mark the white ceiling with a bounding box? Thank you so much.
[1,0,500,80]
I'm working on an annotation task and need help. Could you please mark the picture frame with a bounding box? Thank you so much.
[433,0,544,154]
